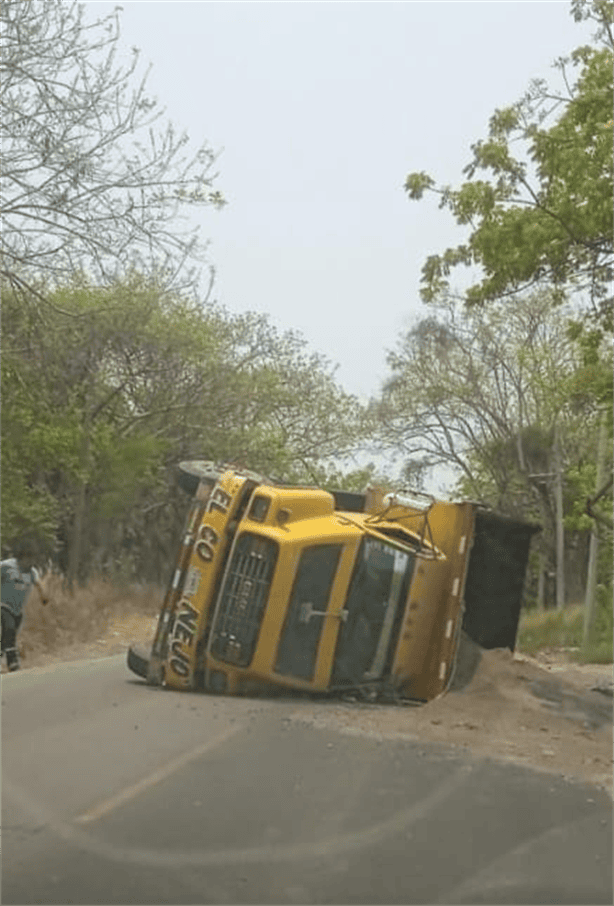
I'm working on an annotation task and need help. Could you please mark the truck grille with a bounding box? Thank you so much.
[209,534,277,667]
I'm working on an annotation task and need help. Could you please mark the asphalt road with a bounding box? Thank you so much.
[2,655,612,905]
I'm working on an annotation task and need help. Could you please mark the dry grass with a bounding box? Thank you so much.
[517,604,613,664]
[16,578,612,668]
[19,574,163,661]
[517,604,585,654]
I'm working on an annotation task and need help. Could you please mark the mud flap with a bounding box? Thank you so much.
[127,644,151,680]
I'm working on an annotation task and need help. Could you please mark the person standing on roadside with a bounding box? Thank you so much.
[1,543,49,671]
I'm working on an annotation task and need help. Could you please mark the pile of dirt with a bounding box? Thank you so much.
[291,647,613,797]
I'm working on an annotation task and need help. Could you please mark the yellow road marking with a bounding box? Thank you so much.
[74,723,243,824]
[7,760,472,867]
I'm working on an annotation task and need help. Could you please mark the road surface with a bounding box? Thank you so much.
[2,655,612,904]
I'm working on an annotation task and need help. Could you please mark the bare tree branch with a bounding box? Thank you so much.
[0,0,225,301]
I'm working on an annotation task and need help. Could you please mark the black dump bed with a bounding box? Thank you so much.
[461,511,540,651]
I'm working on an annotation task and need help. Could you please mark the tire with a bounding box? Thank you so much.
[177,460,223,496]
[127,644,150,679]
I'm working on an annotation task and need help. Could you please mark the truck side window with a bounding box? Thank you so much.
[248,495,270,522]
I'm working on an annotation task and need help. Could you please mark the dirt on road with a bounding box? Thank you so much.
[291,644,613,798]
[9,604,614,799]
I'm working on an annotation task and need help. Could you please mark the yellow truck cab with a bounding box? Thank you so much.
[128,462,538,703]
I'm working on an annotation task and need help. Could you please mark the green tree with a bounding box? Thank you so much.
[1,277,193,576]
[0,0,224,302]
[405,1,613,324]
[1,278,366,582]
[374,291,610,606]
[376,292,586,499]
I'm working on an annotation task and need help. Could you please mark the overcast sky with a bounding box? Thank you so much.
[89,1,594,401]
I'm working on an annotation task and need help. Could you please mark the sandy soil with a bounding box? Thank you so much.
[7,611,613,798]
[291,647,613,798]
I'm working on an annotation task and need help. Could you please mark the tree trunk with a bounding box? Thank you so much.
[67,426,91,589]
[553,427,565,610]
[583,410,608,648]
[537,550,547,612]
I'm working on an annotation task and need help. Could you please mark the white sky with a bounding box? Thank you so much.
[89,1,595,402]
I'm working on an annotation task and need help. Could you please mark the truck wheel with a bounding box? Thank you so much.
[127,644,150,680]
[177,461,223,496]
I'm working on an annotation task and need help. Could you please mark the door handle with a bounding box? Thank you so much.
[299,602,348,624]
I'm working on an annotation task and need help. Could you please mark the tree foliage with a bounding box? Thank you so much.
[374,290,612,602]
[0,0,224,300]
[0,1,373,583]
[377,292,591,499]
[405,1,613,323]
[1,279,366,582]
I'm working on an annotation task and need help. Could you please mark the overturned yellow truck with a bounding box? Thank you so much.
[127,462,539,703]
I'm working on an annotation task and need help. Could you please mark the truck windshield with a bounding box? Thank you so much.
[332,538,415,686]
